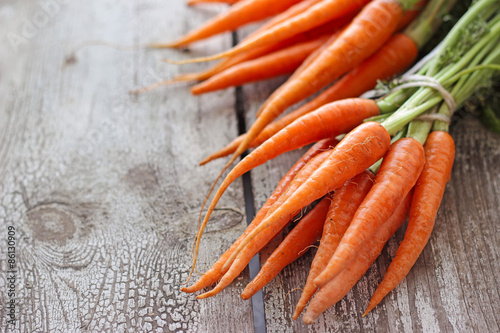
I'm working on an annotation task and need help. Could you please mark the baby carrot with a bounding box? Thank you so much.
[292,170,375,319]
[198,98,379,244]
[302,191,413,324]
[197,149,334,298]
[222,122,391,271]
[136,13,350,94]
[183,138,337,291]
[173,0,372,61]
[183,0,325,80]
[221,0,405,183]
[241,195,332,300]
[363,130,455,315]
[157,0,302,48]
[199,33,417,164]
[314,137,425,288]
[191,35,330,94]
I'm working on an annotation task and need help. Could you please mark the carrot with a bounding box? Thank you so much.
[200,33,417,164]
[222,122,392,271]
[292,170,375,319]
[135,14,351,94]
[153,0,303,48]
[272,33,417,124]
[302,191,413,324]
[172,0,372,61]
[136,38,306,95]
[251,30,342,119]
[241,195,332,300]
[215,0,405,189]
[182,0,420,85]
[183,138,337,290]
[249,0,326,37]
[182,0,325,81]
[197,148,334,298]
[198,98,380,246]
[314,137,425,288]
[191,35,330,94]
[189,13,353,81]
[363,130,455,315]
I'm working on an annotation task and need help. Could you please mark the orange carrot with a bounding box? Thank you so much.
[178,0,324,81]
[197,148,334,298]
[174,37,301,83]
[363,131,455,315]
[183,13,353,81]
[302,191,413,324]
[134,15,351,94]
[293,170,375,319]
[191,35,330,94]
[254,31,341,118]
[200,33,417,164]
[241,195,332,300]
[222,122,391,271]
[314,137,425,288]
[219,0,404,187]
[249,0,324,36]
[198,98,380,246]
[155,0,303,48]
[182,138,337,290]
[267,33,417,123]
[174,0,372,61]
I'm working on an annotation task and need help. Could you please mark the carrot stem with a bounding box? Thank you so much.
[382,97,442,135]
[426,0,500,76]
[383,16,500,134]
[403,0,456,48]
[406,105,440,144]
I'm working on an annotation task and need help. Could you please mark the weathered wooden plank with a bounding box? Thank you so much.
[2,1,499,332]
[242,69,500,331]
[0,1,255,332]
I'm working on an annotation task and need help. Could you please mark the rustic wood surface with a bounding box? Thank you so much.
[0,1,499,332]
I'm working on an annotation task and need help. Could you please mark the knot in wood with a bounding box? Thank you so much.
[27,207,76,243]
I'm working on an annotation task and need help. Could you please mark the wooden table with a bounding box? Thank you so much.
[0,1,498,332]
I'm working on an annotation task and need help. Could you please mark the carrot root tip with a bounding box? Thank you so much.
[302,315,314,325]
[146,42,176,49]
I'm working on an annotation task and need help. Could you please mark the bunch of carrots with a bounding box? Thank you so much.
[149,0,500,324]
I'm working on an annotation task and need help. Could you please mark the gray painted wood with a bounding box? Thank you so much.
[0,1,255,332]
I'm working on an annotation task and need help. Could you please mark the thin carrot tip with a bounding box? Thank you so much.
[302,315,314,325]
[163,58,193,65]
[146,42,179,49]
